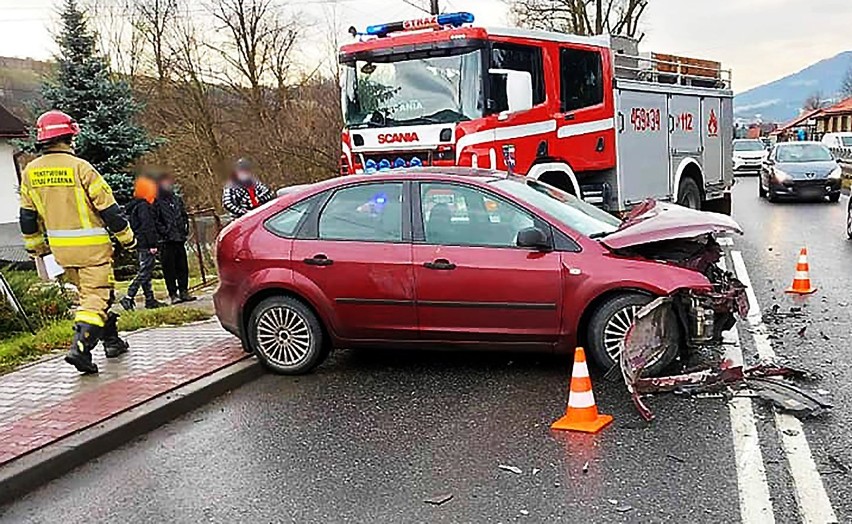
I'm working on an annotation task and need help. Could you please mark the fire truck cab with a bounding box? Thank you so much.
[339,13,734,214]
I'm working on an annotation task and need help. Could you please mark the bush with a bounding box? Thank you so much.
[0,269,74,336]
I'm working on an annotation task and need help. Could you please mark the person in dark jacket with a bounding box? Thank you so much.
[222,158,274,218]
[154,171,197,304]
[120,174,165,311]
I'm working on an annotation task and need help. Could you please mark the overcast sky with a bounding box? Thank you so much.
[0,0,850,93]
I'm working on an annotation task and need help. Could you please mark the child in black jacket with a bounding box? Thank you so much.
[154,172,196,305]
[120,174,165,310]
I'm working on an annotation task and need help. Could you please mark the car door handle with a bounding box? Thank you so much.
[303,254,333,266]
[423,258,456,270]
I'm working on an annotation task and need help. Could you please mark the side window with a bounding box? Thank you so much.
[559,48,604,112]
[420,183,535,248]
[265,194,320,238]
[490,43,546,106]
[318,183,403,242]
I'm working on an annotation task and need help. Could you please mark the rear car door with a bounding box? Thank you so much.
[290,181,416,340]
[412,181,563,346]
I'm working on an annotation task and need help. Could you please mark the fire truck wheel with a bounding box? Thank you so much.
[676,178,702,210]
[586,292,679,376]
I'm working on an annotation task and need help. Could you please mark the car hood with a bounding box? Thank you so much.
[733,151,766,160]
[601,200,742,250]
[775,160,838,179]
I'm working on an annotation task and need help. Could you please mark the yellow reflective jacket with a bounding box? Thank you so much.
[19,143,134,268]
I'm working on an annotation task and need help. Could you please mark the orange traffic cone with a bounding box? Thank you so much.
[785,247,817,295]
[551,347,613,434]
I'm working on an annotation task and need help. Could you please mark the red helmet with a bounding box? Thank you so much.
[36,110,80,143]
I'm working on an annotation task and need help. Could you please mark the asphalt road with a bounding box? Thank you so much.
[1,178,849,524]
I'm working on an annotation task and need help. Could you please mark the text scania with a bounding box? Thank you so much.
[377,132,420,144]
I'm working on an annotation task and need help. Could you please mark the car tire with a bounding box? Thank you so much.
[247,296,327,375]
[828,193,840,203]
[767,187,778,203]
[586,292,680,376]
[759,178,767,198]
[676,178,702,210]
[847,198,852,240]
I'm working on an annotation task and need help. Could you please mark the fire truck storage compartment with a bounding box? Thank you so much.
[614,80,732,210]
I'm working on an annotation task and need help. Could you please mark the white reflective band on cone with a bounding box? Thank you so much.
[569,389,596,408]
[572,360,590,378]
[794,271,809,279]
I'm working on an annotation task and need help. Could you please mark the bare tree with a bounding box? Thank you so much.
[841,66,852,99]
[510,0,648,39]
[132,0,179,83]
[88,0,145,77]
[802,91,827,111]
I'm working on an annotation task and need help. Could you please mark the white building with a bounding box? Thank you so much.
[0,103,27,263]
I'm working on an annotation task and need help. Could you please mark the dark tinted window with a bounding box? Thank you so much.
[491,44,545,106]
[559,48,604,112]
[319,183,403,242]
[420,183,535,248]
[265,195,320,238]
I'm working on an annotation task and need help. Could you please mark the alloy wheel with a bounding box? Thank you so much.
[603,304,641,362]
[255,306,312,367]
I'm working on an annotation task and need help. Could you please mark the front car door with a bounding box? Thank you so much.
[412,180,563,347]
[290,181,417,341]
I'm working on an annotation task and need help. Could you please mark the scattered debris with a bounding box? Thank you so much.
[797,325,808,338]
[519,509,529,516]
[666,453,686,464]
[615,504,634,513]
[582,461,589,474]
[424,493,453,506]
[531,468,540,476]
[748,377,832,418]
[819,331,830,341]
[498,464,523,475]
[783,429,799,437]
[607,499,618,505]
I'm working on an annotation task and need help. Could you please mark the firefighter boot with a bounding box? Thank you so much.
[102,312,129,358]
[65,322,101,374]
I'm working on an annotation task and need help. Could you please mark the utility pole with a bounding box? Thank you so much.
[430,0,439,15]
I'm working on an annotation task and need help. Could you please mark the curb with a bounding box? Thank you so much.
[0,358,262,506]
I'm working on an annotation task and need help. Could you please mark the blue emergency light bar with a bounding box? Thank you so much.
[365,12,474,37]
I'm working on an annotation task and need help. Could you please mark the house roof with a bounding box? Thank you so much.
[819,96,852,116]
[0,103,26,139]
[771,108,823,135]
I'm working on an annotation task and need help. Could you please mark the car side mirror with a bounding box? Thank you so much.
[488,68,533,118]
[516,226,551,250]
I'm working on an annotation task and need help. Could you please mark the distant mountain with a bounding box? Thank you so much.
[734,51,852,124]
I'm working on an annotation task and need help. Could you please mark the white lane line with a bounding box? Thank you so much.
[718,236,734,246]
[731,250,839,524]
[720,258,776,524]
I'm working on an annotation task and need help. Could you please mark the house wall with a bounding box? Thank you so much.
[0,140,20,225]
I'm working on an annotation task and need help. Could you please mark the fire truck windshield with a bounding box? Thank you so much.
[343,49,482,128]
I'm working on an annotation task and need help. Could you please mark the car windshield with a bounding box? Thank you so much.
[775,143,833,163]
[734,140,764,152]
[342,48,482,127]
[492,178,621,237]
[841,136,852,147]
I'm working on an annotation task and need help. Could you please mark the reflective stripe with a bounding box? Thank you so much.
[113,226,133,245]
[75,186,93,229]
[568,389,596,409]
[46,227,109,238]
[48,234,111,247]
[75,310,105,327]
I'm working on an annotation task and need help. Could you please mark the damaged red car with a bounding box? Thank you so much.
[214,168,746,375]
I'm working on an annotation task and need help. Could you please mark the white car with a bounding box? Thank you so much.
[822,132,852,149]
[732,139,768,176]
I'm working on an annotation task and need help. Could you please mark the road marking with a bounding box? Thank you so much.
[719,258,776,524]
[717,236,734,246]
[731,250,838,524]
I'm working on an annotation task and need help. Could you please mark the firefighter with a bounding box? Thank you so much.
[19,110,137,374]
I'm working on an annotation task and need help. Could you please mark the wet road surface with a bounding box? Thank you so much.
[1,178,849,523]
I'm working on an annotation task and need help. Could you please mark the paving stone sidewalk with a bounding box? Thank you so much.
[0,320,245,466]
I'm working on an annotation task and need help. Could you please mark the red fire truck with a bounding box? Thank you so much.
[339,13,734,214]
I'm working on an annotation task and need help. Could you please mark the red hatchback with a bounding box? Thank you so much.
[214,168,745,375]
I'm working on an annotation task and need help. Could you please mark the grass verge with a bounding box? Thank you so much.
[0,306,212,374]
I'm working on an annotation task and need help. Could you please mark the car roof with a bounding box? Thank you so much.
[775,141,825,147]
